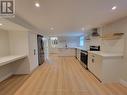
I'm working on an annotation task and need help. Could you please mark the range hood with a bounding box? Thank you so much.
[91,28,100,37]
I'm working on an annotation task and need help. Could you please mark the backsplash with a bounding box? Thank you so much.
[101,38,124,53]
[85,27,124,53]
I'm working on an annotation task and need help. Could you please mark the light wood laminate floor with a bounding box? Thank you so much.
[0,54,127,95]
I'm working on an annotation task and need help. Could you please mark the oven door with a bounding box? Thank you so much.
[80,51,88,68]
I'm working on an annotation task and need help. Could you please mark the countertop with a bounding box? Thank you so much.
[52,46,87,50]
[76,47,88,51]
[56,47,76,49]
[56,47,86,50]
[88,51,123,58]
[0,55,27,67]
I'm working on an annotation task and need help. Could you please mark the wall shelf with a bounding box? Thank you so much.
[101,33,124,40]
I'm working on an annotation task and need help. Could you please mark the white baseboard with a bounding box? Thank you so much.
[0,73,13,82]
[120,79,127,87]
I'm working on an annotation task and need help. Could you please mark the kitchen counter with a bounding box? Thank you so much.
[56,47,88,57]
[76,47,88,51]
[0,55,27,67]
[88,51,123,83]
[56,48,76,57]
[88,51,123,58]
[56,46,87,51]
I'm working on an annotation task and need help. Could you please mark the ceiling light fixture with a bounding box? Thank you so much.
[112,6,117,10]
[0,23,3,26]
[35,2,40,7]
[50,27,54,31]
[81,27,85,31]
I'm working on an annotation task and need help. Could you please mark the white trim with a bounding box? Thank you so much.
[120,79,127,87]
[0,73,12,82]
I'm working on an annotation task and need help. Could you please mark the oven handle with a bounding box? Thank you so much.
[81,52,88,55]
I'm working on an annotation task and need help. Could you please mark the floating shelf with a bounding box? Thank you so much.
[101,33,124,40]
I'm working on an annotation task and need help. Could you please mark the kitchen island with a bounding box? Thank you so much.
[57,48,76,57]
[88,51,123,83]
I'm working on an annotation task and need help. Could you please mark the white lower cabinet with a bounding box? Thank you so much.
[88,53,102,81]
[88,52,123,83]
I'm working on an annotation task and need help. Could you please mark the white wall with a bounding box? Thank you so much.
[101,38,124,53]
[0,29,10,57]
[101,21,125,53]
[0,29,40,81]
[85,27,124,53]
[28,32,38,72]
[8,31,30,74]
[101,17,127,82]
[0,29,12,82]
[9,31,29,55]
[9,31,40,74]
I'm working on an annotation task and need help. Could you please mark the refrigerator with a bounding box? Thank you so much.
[37,35,44,65]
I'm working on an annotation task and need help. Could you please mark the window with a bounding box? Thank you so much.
[80,36,84,47]
[50,37,58,47]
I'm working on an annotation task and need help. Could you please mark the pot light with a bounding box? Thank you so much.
[35,2,40,7]
[81,27,85,31]
[50,27,54,31]
[112,6,117,10]
[0,23,3,26]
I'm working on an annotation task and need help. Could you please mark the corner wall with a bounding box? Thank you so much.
[0,30,12,82]
[9,31,29,55]
[8,31,30,74]
[0,29,10,57]
[28,32,39,72]
[100,17,127,83]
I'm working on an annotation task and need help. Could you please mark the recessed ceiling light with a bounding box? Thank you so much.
[50,27,54,30]
[81,27,85,31]
[112,6,117,10]
[35,2,40,7]
[0,23,3,26]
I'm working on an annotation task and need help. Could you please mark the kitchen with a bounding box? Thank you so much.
[48,26,125,83]
[0,0,127,95]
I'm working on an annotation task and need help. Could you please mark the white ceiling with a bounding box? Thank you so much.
[0,18,29,32]
[16,0,127,36]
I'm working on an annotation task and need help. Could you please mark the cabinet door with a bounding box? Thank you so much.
[88,53,95,73]
[94,54,102,80]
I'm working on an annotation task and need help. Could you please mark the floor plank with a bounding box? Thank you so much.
[0,54,127,95]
